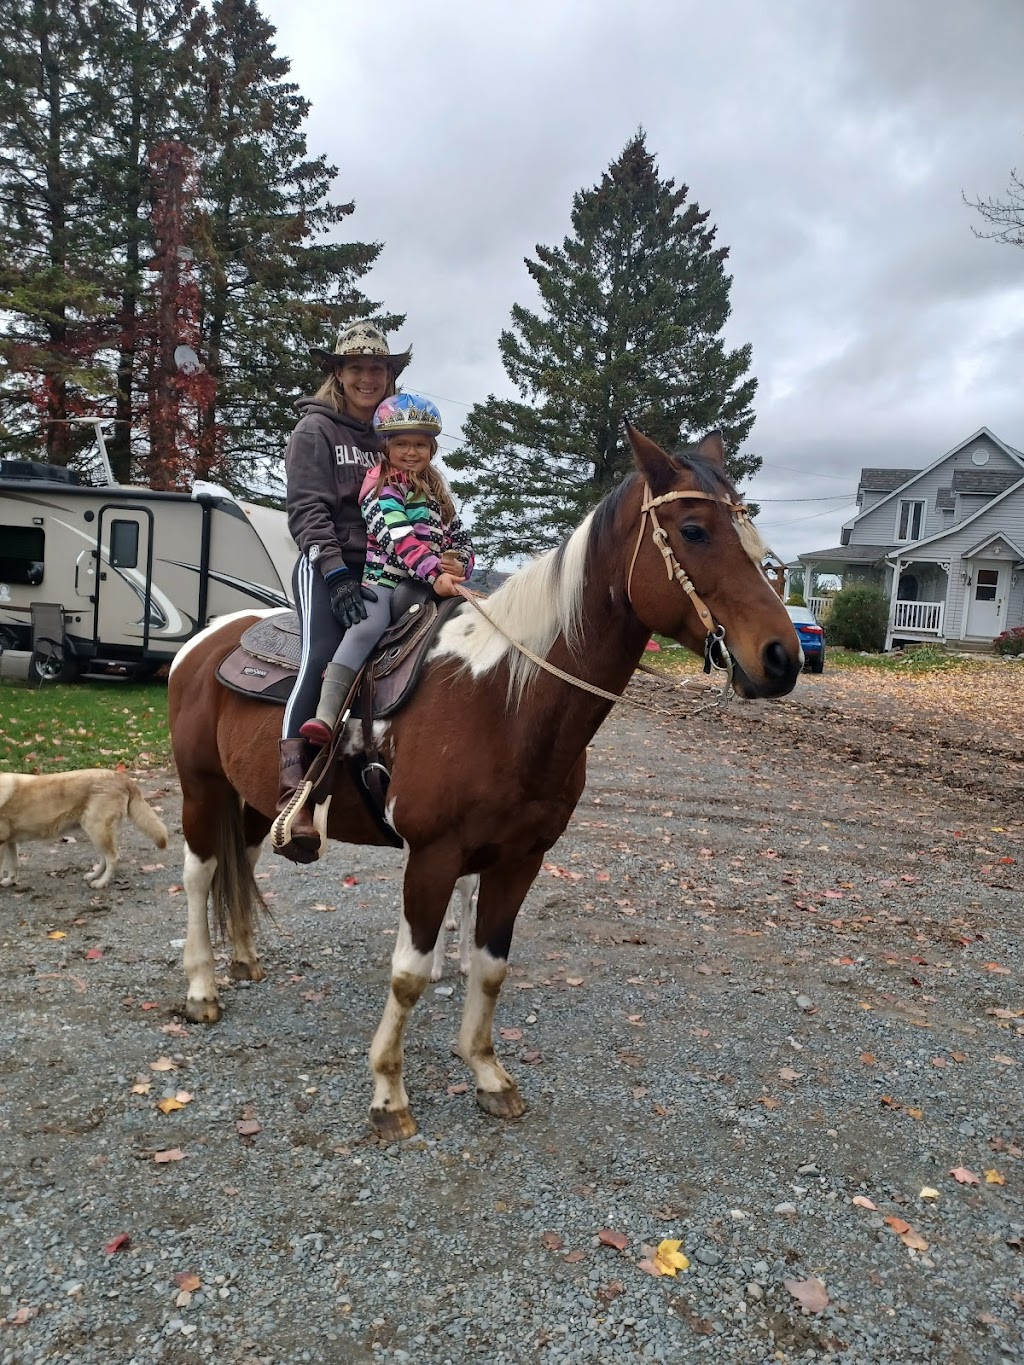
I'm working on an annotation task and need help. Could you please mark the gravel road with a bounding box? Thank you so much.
[1,666,1022,1364]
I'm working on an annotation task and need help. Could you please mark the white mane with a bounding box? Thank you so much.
[433,511,594,705]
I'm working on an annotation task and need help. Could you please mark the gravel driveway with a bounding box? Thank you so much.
[1,666,1022,1364]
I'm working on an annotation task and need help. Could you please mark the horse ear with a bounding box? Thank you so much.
[693,430,726,467]
[625,421,676,494]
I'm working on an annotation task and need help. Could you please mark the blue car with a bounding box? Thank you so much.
[786,605,825,673]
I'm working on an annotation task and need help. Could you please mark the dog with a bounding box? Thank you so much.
[430,874,480,981]
[0,769,168,890]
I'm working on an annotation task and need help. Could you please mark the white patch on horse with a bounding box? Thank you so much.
[341,717,389,756]
[182,845,218,1013]
[431,874,478,980]
[384,797,402,837]
[170,608,279,675]
[432,511,594,703]
[459,944,516,1096]
[368,907,434,1119]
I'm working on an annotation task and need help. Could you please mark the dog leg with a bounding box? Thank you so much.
[81,813,119,890]
[0,839,18,888]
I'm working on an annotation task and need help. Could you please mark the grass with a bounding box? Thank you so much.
[0,681,171,774]
[641,638,989,679]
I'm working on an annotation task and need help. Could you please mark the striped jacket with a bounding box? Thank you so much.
[359,465,475,592]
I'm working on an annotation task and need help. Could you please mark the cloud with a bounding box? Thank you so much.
[262,0,1024,563]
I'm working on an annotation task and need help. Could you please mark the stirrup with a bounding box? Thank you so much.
[270,778,314,849]
[312,796,332,857]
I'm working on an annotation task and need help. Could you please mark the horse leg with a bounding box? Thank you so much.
[368,848,459,1141]
[458,855,542,1120]
[457,873,477,977]
[179,778,228,1024]
[228,804,270,983]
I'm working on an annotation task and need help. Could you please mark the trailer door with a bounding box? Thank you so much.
[94,506,154,651]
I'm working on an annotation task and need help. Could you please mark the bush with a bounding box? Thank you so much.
[827,586,888,652]
[786,593,806,607]
[994,626,1024,656]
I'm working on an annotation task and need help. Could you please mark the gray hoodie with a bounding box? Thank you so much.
[284,398,383,580]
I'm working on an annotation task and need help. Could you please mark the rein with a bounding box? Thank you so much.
[454,480,749,715]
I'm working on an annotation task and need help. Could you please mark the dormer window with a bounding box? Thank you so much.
[896,498,925,542]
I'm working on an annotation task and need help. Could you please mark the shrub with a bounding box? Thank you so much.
[827,586,888,652]
[786,593,806,607]
[994,626,1024,656]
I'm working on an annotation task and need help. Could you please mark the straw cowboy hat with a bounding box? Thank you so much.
[309,321,412,375]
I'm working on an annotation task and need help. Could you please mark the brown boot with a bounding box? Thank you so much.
[272,738,320,863]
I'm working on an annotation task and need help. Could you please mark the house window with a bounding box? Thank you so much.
[109,519,139,569]
[975,569,998,602]
[896,499,925,542]
[0,525,45,585]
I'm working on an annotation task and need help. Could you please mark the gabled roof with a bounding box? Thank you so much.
[859,468,921,493]
[963,532,1024,561]
[799,543,894,565]
[850,427,1024,528]
[886,471,1024,559]
[950,468,1021,495]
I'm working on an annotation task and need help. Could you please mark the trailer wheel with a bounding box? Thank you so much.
[30,647,80,686]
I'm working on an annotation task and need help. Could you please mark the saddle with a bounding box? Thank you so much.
[216,583,461,845]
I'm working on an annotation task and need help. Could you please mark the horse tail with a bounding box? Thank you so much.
[211,793,266,943]
[126,782,169,850]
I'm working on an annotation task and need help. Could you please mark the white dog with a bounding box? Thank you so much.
[430,874,479,981]
[0,769,168,890]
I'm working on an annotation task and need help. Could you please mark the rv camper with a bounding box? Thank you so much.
[0,451,295,681]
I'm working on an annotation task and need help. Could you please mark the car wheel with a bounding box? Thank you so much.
[807,656,824,674]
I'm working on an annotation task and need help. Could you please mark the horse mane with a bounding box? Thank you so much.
[439,452,765,705]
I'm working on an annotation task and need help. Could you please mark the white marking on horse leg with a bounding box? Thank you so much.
[459,945,516,1096]
[457,875,477,976]
[182,845,221,1023]
[368,911,432,1135]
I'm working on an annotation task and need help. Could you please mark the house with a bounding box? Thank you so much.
[798,427,1024,651]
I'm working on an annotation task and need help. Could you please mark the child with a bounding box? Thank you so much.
[300,393,474,747]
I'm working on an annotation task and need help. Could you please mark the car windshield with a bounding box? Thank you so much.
[786,606,818,626]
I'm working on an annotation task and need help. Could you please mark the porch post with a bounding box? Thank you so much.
[885,558,903,652]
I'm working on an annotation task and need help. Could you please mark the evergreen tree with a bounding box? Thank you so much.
[448,132,759,563]
[184,0,397,494]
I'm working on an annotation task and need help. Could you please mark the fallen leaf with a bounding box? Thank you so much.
[884,1215,911,1235]
[950,1166,981,1185]
[783,1277,829,1314]
[919,1187,940,1201]
[778,1066,803,1082]
[237,1118,262,1137]
[130,1081,152,1095]
[985,1169,1006,1185]
[104,1233,131,1254]
[852,1195,877,1210]
[153,1148,185,1163]
[859,1052,877,1066]
[156,1097,185,1115]
[47,930,67,940]
[565,977,584,987]
[84,947,103,961]
[993,1054,1018,1066]
[652,1238,689,1276]
[758,1096,780,1110]
[343,874,358,887]
[905,1107,925,1121]
[149,1056,177,1073]
[598,1228,628,1251]
[9,1306,38,1325]
[499,1028,523,1041]
[564,1249,587,1264]
[984,962,1011,975]
[446,1082,469,1095]
[520,1049,543,1064]
[900,1228,928,1251]
[542,1232,563,1251]
[174,1271,201,1292]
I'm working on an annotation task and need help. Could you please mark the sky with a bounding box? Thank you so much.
[262,0,1024,566]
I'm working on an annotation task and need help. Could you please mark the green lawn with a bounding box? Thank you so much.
[0,682,171,773]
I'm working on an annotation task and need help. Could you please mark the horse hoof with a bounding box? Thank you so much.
[229,960,266,983]
[476,1086,526,1121]
[369,1106,418,1142]
[185,997,223,1025]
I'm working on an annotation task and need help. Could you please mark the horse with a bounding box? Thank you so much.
[167,425,802,1142]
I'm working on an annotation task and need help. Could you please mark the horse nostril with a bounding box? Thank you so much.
[762,639,792,680]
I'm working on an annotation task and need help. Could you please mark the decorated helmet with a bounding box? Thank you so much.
[373,392,442,439]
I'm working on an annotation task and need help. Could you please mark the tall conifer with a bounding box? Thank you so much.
[448,133,759,562]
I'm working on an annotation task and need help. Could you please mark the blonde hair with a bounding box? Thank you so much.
[314,361,397,414]
[374,441,455,523]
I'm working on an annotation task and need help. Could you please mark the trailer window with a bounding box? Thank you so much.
[0,525,45,585]
[109,520,139,569]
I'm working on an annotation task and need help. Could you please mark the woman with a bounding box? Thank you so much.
[276,320,412,862]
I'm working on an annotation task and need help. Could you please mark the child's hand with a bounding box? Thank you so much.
[433,572,465,599]
[439,553,465,577]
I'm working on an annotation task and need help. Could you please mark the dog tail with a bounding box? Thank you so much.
[127,783,169,849]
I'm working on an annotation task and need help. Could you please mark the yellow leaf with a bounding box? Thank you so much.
[984,1169,1006,1185]
[156,1097,185,1114]
[905,1107,924,1121]
[654,1239,690,1276]
[919,1186,939,1200]
[130,1082,152,1095]
[47,931,67,940]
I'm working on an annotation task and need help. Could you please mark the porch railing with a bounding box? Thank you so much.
[807,596,832,623]
[893,599,944,635]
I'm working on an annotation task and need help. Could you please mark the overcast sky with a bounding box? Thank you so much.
[263,0,1023,565]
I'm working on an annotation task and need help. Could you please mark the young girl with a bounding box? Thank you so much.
[300,393,474,747]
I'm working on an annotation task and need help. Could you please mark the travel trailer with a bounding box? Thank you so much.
[0,427,295,680]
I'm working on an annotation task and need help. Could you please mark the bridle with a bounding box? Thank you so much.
[626,482,750,683]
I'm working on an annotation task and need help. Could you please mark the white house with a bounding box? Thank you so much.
[798,427,1024,651]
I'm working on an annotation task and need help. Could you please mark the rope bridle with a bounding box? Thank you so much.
[456,479,755,714]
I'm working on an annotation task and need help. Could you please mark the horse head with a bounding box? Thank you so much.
[623,424,802,699]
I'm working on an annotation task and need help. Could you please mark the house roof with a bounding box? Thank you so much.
[799,543,894,565]
[885,471,1024,560]
[950,468,1021,495]
[963,532,1024,561]
[859,468,921,493]
[936,488,955,510]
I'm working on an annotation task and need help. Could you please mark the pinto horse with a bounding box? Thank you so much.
[168,427,801,1141]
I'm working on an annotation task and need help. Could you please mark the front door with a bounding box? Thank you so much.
[965,559,1008,639]
[95,507,154,650]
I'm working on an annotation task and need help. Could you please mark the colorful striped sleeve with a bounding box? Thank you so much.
[361,481,441,582]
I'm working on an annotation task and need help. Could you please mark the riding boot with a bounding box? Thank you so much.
[299,663,358,748]
[272,738,320,863]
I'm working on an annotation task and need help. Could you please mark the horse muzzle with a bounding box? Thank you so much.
[730,638,802,699]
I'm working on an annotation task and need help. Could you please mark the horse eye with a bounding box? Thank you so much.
[680,524,708,544]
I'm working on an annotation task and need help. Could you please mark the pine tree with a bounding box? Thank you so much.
[183,0,397,494]
[448,133,759,563]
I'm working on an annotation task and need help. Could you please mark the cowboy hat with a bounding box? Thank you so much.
[309,321,412,375]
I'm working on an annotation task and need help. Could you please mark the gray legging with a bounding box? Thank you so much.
[282,553,343,740]
[332,586,393,670]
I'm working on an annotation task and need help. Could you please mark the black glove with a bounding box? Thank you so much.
[325,570,377,631]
